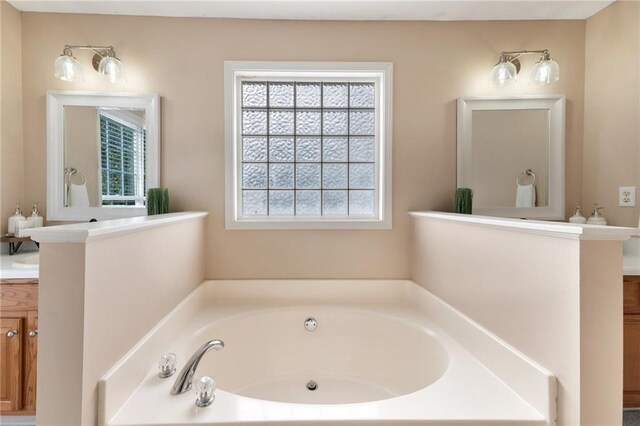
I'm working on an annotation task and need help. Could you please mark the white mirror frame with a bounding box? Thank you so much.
[457,95,565,220]
[46,91,160,221]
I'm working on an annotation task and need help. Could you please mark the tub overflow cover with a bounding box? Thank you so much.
[304,317,317,332]
[306,380,318,391]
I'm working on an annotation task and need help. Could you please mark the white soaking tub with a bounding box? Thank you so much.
[192,308,448,405]
[99,280,556,426]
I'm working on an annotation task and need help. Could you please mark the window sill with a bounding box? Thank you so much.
[226,217,392,230]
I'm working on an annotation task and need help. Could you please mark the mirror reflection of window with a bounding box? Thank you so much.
[98,109,146,207]
[63,106,147,209]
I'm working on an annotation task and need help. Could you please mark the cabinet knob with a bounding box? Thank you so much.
[29,329,38,337]
[6,329,18,338]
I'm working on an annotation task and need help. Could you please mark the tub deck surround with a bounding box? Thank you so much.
[99,280,555,426]
[25,212,209,243]
[409,211,640,240]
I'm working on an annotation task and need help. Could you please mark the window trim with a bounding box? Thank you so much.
[224,61,393,230]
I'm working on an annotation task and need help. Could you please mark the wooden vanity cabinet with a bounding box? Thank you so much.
[624,275,640,408]
[0,279,38,415]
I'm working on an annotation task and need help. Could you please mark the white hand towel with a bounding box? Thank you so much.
[69,183,90,207]
[516,183,536,208]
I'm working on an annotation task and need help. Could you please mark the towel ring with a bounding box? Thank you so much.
[66,167,87,186]
[516,169,536,186]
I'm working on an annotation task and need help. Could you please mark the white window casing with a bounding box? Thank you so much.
[224,61,393,230]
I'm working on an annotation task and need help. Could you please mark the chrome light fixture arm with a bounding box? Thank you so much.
[497,49,549,72]
[500,49,549,57]
[61,45,118,71]
[63,44,114,51]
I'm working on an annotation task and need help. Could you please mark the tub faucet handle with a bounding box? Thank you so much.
[158,353,177,378]
[195,376,216,407]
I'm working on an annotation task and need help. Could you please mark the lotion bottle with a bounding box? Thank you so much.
[587,203,607,226]
[7,203,26,235]
[569,203,587,224]
[30,202,43,228]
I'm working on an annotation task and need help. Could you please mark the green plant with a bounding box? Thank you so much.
[147,187,169,215]
[455,188,473,214]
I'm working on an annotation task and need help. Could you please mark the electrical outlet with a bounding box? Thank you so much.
[619,186,636,207]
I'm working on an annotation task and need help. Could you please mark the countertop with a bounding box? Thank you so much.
[624,236,640,275]
[0,249,39,280]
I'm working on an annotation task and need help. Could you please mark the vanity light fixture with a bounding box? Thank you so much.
[54,45,126,83]
[489,49,559,87]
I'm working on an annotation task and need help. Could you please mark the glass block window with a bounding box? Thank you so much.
[241,81,378,218]
[226,62,392,229]
[99,112,146,206]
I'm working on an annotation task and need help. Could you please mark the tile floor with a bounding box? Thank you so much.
[626,409,640,426]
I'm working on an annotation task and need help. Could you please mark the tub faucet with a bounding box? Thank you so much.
[170,339,224,395]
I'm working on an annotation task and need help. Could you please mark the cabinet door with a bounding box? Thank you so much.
[24,312,38,412]
[624,276,640,314]
[624,314,640,408]
[0,317,24,412]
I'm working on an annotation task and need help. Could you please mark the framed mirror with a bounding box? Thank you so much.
[457,95,565,220]
[46,91,160,221]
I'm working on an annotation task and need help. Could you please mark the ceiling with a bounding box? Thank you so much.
[8,0,614,21]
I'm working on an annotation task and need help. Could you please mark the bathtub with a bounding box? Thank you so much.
[193,308,448,405]
[99,280,555,425]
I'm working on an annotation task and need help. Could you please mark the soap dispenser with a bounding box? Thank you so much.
[587,203,607,226]
[30,202,43,228]
[569,203,587,224]
[7,203,26,235]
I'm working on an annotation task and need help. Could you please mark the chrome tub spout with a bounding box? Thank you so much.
[170,339,224,395]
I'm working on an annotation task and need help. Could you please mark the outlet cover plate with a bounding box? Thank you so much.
[619,186,636,207]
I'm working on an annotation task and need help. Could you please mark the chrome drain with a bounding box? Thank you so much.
[306,380,318,391]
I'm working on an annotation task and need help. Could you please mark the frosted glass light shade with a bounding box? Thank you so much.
[54,55,84,82]
[489,61,517,87]
[530,59,560,85]
[98,56,127,83]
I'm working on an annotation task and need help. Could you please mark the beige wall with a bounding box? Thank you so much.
[36,243,86,425]
[36,217,206,425]
[410,217,623,425]
[583,1,640,227]
[579,240,623,425]
[0,0,24,235]
[18,13,586,278]
[64,106,100,206]
[472,109,549,207]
